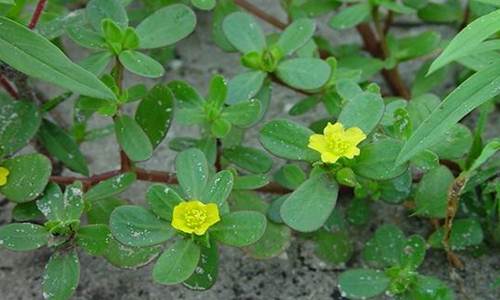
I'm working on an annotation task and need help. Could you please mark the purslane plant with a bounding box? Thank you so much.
[0,0,499,299]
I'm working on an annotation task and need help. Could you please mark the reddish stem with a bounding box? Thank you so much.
[50,168,292,194]
[234,0,287,30]
[356,24,411,99]
[0,74,19,99]
[28,0,48,29]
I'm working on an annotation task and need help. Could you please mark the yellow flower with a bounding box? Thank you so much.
[0,167,9,186]
[171,200,220,235]
[308,122,366,164]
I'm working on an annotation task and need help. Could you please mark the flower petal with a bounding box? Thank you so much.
[344,127,366,145]
[205,203,221,227]
[323,122,344,138]
[321,152,340,164]
[343,146,361,159]
[308,134,328,153]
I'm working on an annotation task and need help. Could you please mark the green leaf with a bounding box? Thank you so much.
[221,99,261,127]
[276,58,331,90]
[38,120,89,176]
[84,172,136,201]
[468,138,500,173]
[276,18,315,56]
[177,107,206,126]
[280,173,338,232]
[336,79,363,101]
[210,211,267,247]
[230,191,291,259]
[211,118,231,138]
[273,164,306,190]
[12,202,43,222]
[400,235,426,270]
[147,184,183,221]
[313,230,353,265]
[338,92,384,135]
[411,62,449,97]
[428,218,483,250]
[226,71,266,104]
[110,205,175,247]
[0,154,52,203]
[429,124,473,160]
[76,224,111,256]
[63,182,85,220]
[346,197,371,226]
[287,0,340,19]
[211,0,238,51]
[136,4,196,49]
[206,75,227,109]
[428,9,500,73]
[201,170,233,206]
[168,80,204,108]
[353,139,408,180]
[86,0,128,32]
[329,2,371,30]
[397,62,500,164]
[175,148,209,199]
[192,0,216,10]
[37,183,64,221]
[222,12,266,53]
[153,238,200,285]
[183,242,218,290]
[87,197,125,224]
[259,119,319,162]
[246,220,291,259]
[380,0,414,14]
[417,1,462,24]
[135,84,174,148]
[390,31,441,62]
[66,26,106,49]
[233,174,269,190]
[0,17,115,100]
[42,250,80,300]
[403,275,455,300]
[0,223,49,251]
[0,96,41,157]
[119,50,165,78]
[338,269,390,299]
[114,115,153,161]
[223,146,272,173]
[79,51,112,75]
[378,170,412,204]
[104,239,161,269]
[414,165,454,218]
[122,27,140,49]
[363,224,405,268]
[288,96,319,116]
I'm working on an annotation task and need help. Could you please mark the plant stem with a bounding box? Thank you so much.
[112,59,132,172]
[0,74,19,99]
[356,23,410,99]
[442,175,467,269]
[50,168,293,194]
[234,0,287,30]
[28,0,48,29]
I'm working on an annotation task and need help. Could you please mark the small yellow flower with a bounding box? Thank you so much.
[308,122,366,164]
[0,167,9,186]
[171,200,220,235]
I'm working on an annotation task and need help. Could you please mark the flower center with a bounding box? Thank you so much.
[327,139,350,156]
[184,208,207,228]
